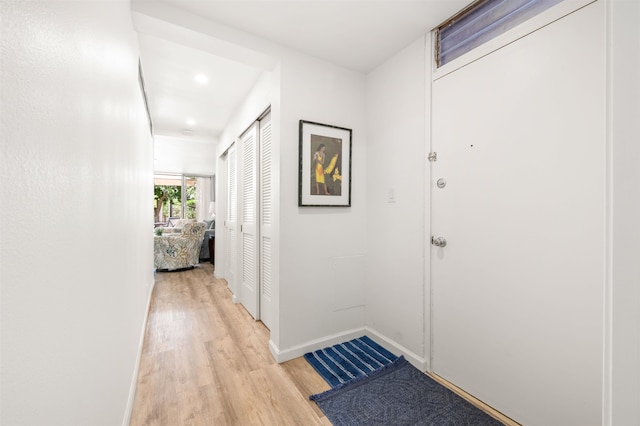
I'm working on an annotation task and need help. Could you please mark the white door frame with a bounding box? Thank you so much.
[428,2,605,424]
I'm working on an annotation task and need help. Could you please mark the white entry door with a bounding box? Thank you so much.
[239,123,259,319]
[431,3,605,425]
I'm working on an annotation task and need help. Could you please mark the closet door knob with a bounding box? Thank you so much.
[432,237,447,247]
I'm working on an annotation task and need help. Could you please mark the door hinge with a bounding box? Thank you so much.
[428,152,437,162]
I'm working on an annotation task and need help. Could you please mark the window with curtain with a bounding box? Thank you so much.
[153,174,213,225]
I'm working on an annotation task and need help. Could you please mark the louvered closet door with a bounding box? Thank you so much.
[225,145,238,293]
[259,112,274,330]
[239,123,259,319]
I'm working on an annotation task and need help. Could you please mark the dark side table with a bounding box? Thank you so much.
[208,236,215,265]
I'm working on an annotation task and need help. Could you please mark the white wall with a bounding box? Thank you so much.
[218,69,280,157]
[609,0,640,424]
[364,37,429,366]
[216,52,368,360]
[154,135,217,175]
[0,2,154,425]
[275,51,368,357]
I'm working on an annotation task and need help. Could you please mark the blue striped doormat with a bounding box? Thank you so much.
[304,336,398,387]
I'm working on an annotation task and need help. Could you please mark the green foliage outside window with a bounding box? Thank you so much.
[154,185,181,222]
[186,184,197,219]
[154,177,200,223]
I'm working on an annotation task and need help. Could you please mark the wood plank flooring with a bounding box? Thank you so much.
[129,263,330,426]
[130,262,517,425]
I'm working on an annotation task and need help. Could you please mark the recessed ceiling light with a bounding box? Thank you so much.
[194,74,208,84]
[186,119,196,126]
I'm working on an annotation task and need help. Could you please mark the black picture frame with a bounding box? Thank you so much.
[298,120,352,207]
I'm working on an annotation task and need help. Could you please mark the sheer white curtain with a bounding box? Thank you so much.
[196,176,214,222]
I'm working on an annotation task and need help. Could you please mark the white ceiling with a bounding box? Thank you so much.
[137,33,263,140]
[132,0,470,141]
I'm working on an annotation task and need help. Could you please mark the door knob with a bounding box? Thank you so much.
[432,236,447,247]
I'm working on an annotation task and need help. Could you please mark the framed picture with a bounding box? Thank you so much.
[299,120,352,207]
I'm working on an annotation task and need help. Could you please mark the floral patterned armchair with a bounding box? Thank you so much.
[154,221,206,271]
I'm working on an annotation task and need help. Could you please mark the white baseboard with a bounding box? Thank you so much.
[364,327,429,372]
[122,278,156,426]
[269,327,366,363]
[270,327,429,372]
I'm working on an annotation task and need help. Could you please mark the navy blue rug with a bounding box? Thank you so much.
[304,336,398,387]
[310,356,504,426]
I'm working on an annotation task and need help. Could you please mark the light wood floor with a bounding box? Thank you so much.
[129,263,331,425]
[130,262,517,426]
